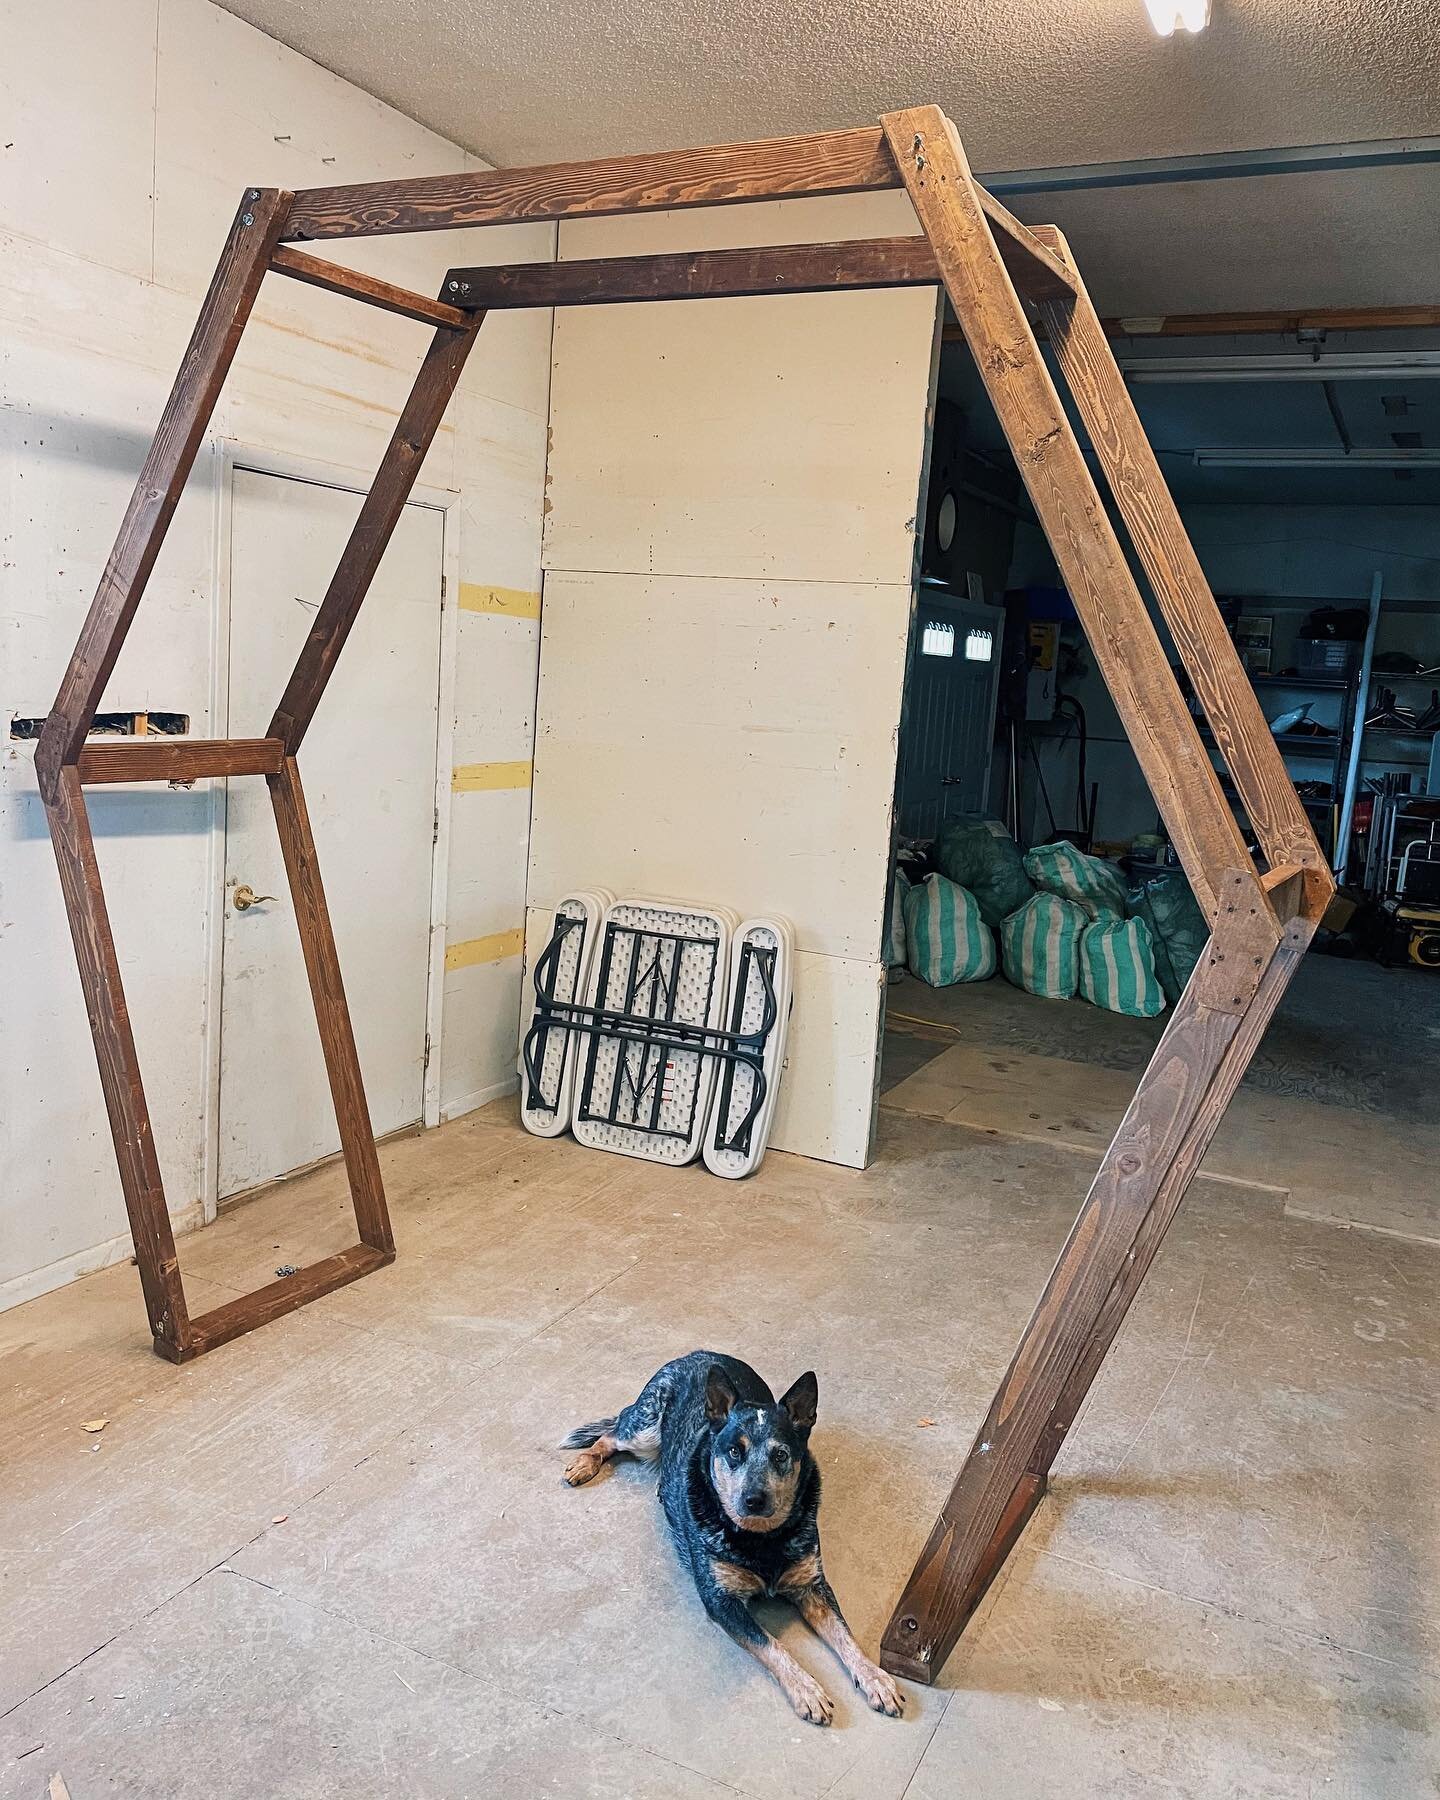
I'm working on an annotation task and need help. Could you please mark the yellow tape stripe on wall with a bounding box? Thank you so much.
[451,760,533,792]
[445,928,525,971]
[457,582,541,619]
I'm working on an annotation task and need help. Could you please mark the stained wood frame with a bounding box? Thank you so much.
[41,108,1330,1675]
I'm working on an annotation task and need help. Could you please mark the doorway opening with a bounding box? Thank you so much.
[879,318,1440,1247]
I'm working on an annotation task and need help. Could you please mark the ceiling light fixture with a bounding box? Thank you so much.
[1145,0,1210,35]
[1121,351,1440,384]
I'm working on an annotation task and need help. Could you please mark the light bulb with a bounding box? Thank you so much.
[1145,0,1210,34]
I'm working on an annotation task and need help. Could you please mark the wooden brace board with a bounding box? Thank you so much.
[40,107,1330,1676]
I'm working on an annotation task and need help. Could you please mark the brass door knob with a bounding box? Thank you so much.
[232,884,278,911]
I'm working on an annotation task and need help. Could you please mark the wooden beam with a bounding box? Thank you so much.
[77,737,285,784]
[267,757,392,1255]
[1030,224,1335,896]
[973,187,1077,301]
[42,766,192,1359]
[881,106,1252,920]
[269,244,471,329]
[1101,303,1440,337]
[1023,921,1313,1484]
[1260,862,1311,925]
[165,1245,393,1364]
[283,127,899,242]
[269,314,482,750]
[881,893,1298,1683]
[36,190,291,783]
[442,237,941,309]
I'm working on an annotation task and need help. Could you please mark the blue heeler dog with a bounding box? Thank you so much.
[562,1350,906,1724]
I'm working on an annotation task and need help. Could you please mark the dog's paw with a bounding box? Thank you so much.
[854,1661,905,1717]
[783,1670,834,1726]
[563,1449,606,1486]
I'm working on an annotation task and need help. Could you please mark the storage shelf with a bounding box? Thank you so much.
[1250,671,1353,691]
[1274,735,1343,755]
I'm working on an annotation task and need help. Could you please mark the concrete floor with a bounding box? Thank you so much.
[2,1096,1438,1797]
[884,953,1440,1245]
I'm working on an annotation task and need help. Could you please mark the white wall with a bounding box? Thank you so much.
[0,0,554,1307]
[531,193,939,1168]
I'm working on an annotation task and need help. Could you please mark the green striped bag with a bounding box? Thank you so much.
[1078,916,1167,1018]
[1000,893,1087,999]
[903,874,996,986]
[1023,840,1128,920]
[936,816,1033,927]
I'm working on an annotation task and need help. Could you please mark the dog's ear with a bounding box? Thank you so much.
[705,1364,738,1427]
[779,1371,818,1433]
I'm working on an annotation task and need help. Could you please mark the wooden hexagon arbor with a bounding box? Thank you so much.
[39,105,1331,1684]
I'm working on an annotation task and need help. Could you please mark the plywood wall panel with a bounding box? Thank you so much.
[544,282,937,585]
[533,198,937,1167]
[528,570,911,963]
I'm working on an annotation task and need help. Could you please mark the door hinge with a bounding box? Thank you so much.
[440,573,447,604]
[433,804,440,846]
[422,1030,432,1073]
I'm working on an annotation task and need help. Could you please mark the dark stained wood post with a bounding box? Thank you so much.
[269,315,482,751]
[879,106,1250,921]
[43,767,192,1355]
[875,105,1333,1683]
[36,191,292,789]
[1030,225,1332,888]
[268,757,390,1252]
[36,191,291,1362]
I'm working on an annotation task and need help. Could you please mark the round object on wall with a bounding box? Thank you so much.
[936,490,957,553]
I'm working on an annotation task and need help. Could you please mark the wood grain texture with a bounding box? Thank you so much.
[36,190,291,782]
[881,1472,1047,1684]
[269,244,471,328]
[77,738,284,784]
[443,236,940,309]
[1260,863,1309,925]
[269,316,480,750]
[1031,224,1333,892]
[42,767,191,1357]
[881,107,1249,919]
[167,1245,394,1363]
[283,127,900,242]
[972,186,1077,300]
[267,757,392,1254]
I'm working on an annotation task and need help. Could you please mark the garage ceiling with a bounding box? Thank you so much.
[216,0,1440,311]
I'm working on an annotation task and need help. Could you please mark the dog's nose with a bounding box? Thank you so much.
[743,1492,769,1515]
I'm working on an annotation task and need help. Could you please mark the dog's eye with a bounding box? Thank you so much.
[726,1443,745,1467]
[770,1448,791,1474]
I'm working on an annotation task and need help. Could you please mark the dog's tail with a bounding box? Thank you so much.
[560,1416,617,1451]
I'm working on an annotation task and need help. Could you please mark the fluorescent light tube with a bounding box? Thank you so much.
[1193,448,1440,469]
[1122,352,1440,383]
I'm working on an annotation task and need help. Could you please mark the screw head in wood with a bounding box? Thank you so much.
[242,212,254,226]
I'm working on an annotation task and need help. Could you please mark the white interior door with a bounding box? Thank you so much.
[218,467,445,1200]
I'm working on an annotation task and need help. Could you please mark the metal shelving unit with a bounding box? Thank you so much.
[1190,666,1359,867]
